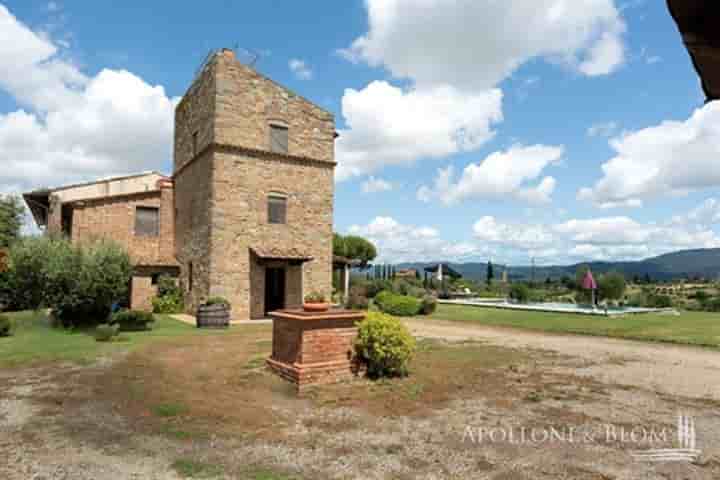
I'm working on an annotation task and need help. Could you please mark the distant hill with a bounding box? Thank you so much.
[396,248,720,283]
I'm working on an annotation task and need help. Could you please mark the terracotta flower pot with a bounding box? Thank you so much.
[303,302,330,312]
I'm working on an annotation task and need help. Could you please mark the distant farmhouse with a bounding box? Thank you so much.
[24,49,336,320]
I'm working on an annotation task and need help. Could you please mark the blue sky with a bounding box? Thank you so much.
[1,1,719,265]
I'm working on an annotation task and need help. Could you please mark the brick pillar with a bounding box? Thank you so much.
[158,178,175,263]
[130,275,156,312]
[266,309,365,393]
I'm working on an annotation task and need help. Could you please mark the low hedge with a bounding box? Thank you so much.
[204,297,230,308]
[95,323,120,342]
[355,311,416,378]
[419,295,437,315]
[110,310,155,332]
[0,315,13,337]
[152,294,183,314]
[375,290,421,317]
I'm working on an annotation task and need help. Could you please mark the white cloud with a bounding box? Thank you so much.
[341,0,626,92]
[335,81,502,181]
[348,216,488,263]
[674,198,720,227]
[473,216,554,250]
[555,215,720,250]
[555,217,652,244]
[361,176,393,194]
[587,121,618,137]
[578,29,625,76]
[417,144,563,205]
[0,5,177,195]
[288,58,313,80]
[579,101,720,208]
[568,243,652,261]
[348,198,720,264]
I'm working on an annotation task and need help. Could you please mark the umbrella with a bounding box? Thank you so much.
[582,270,598,306]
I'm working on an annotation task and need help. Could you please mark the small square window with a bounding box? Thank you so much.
[268,195,287,224]
[269,124,288,154]
[135,207,159,237]
[192,131,199,157]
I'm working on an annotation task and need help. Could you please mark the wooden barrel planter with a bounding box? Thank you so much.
[196,304,230,328]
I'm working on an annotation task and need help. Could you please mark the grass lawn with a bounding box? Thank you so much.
[0,310,227,367]
[430,304,720,348]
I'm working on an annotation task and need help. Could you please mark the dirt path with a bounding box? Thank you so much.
[404,318,720,401]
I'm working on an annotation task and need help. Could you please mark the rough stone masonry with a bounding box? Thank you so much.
[173,49,336,320]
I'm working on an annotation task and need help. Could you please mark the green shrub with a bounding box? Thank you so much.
[346,292,369,310]
[419,295,437,315]
[157,275,181,297]
[5,237,132,327]
[391,279,424,298]
[204,297,230,308]
[646,294,673,308]
[374,290,421,316]
[0,315,13,337]
[598,272,626,301]
[355,311,416,378]
[304,291,326,303]
[509,283,531,303]
[366,279,392,299]
[702,297,720,312]
[152,275,184,314]
[693,290,710,302]
[111,310,155,331]
[152,295,183,314]
[95,323,120,342]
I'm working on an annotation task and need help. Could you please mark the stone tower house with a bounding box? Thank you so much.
[173,49,336,320]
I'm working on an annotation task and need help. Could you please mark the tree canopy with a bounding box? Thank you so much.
[333,233,377,268]
[598,272,626,301]
[0,196,24,249]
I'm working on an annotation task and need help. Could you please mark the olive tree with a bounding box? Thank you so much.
[598,272,626,302]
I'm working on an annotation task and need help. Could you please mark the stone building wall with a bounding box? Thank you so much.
[209,151,334,319]
[70,190,175,267]
[173,49,335,320]
[174,56,216,173]
[173,150,215,313]
[213,50,335,162]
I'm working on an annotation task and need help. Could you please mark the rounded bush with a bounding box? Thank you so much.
[355,312,416,378]
[419,295,437,315]
[95,323,119,342]
[204,297,230,308]
[152,295,183,314]
[111,310,155,332]
[346,292,369,310]
[509,283,531,303]
[0,314,13,337]
[374,291,421,317]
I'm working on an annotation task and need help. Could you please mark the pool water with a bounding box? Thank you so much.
[442,298,665,316]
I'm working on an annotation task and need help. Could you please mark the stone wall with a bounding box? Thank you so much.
[173,49,335,320]
[174,56,216,173]
[213,50,335,163]
[209,151,334,319]
[69,190,176,267]
[174,150,215,313]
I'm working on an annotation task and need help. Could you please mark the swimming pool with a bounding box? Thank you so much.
[439,298,668,316]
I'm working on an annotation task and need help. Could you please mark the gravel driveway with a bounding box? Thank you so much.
[404,318,720,401]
